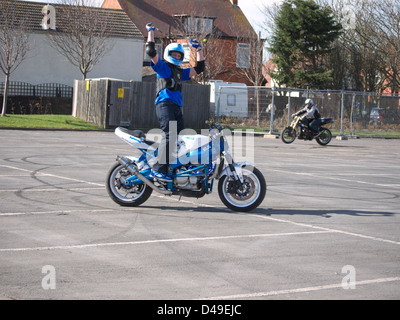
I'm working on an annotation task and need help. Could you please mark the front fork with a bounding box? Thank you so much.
[290,118,301,136]
[222,149,244,184]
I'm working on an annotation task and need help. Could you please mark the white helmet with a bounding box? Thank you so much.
[305,98,313,105]
[163,43,184,66]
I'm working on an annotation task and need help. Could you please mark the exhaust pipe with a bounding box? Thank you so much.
[116,156,172,195]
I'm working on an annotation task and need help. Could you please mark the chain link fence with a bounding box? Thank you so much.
[213,86,400,136]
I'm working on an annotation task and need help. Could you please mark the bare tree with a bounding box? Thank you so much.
[47,0,114,80]
[0,1,30,117]
[317,0,400,93]
[197,37,229,83]
[260,0,281,44]
[362,0,400,93]
[172,9,227,84]
[317,0,382,91]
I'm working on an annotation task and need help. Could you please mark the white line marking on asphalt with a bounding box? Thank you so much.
[268,168,400,188]
[0,209,115,217]
[201,277,400,300]
[0,174,31,177]
[251,215,400,246]
[155,196,400,246]
[0,164,103,186]
[0,230,332,252]
[0,187,104,193]
[2,164,399,248]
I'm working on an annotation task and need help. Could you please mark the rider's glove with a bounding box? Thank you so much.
[189,39,201,49]
[146,22,156,31]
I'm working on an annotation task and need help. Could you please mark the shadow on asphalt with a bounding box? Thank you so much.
[250,207,394,218]
[138,205,394,218]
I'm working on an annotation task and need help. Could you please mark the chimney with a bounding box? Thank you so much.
[231,0,238,6]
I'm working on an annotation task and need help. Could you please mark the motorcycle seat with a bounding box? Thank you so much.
[129,129,158,147]
[143,139,158,148]
[118,127,145,139]
[320,117,334,125]
[129,129,146,139]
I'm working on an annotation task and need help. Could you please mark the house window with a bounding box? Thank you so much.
[236,43,251,69]
[202,18,214,34]
[174,14,215,35]
[187,17,202,34]
[182,43,190,63]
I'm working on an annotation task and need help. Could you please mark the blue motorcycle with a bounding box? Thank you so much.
[106,123,266,212]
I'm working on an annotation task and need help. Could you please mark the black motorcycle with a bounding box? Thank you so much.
[281,116,335,146]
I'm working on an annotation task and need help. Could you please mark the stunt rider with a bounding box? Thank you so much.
[292,99,321,137]
[145,22,205,182]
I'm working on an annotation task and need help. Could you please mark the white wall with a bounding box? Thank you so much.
[10,32,144,86]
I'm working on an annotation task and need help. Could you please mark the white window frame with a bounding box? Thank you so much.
[182,43,190,63]
[236,43,251,69]
[202,18,214,34]
[181,15,214,35]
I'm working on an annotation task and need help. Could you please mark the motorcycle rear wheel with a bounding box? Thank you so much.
[106,163,153,206]
[281,127,296,144]
[218,166,266,212]
[316,128,332,146]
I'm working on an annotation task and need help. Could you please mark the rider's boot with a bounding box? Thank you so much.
[298,128,304,139]
[150,163,173,182]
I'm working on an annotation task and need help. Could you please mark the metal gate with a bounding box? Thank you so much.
[108,81,132,127]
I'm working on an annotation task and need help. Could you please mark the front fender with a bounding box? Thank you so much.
[218,161,253,182]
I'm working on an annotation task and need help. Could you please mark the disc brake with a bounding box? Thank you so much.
[227,176,255,200]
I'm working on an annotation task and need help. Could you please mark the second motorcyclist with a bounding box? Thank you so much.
[292,99,321,137]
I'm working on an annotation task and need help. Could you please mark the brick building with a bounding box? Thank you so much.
[102,0,260,85]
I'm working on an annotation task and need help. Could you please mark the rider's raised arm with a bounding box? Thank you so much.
[188,39,205,78]
[145,22,159,65]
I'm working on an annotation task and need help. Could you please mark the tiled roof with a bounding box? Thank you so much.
[116,0,257,40]
[0,0,143,39]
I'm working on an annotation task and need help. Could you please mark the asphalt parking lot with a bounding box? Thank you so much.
[0,129,399,302]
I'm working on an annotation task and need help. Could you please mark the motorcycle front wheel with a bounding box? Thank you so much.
[218,166,266,212]
[281,127,296,144]
[316,128,332,146]
[106,163,153,206]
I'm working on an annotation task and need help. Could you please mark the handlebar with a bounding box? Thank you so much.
[205,120,224,132]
